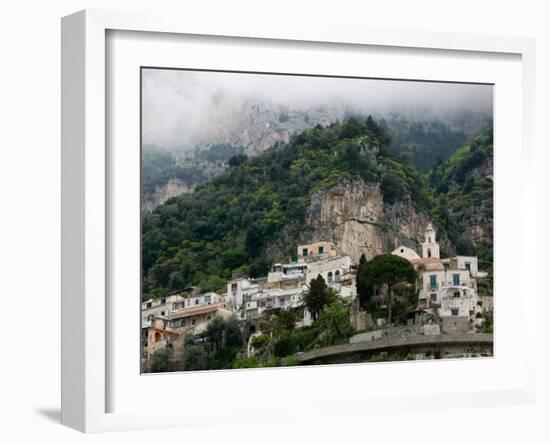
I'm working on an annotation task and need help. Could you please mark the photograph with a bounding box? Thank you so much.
[140,69,494,373]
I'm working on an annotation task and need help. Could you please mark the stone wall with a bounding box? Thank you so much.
[441,316,471,334]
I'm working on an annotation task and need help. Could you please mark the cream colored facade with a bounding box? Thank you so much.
[438,286,479,318]
[304,255,352,285]
[171,292,225,310]
[421,223,440,259]
[141,293,185,329]
[296,241,340,262]
[143,303,233,359]
[417,264,475,307]
[389,223,486,334]
[244,286,304,318]
[392,245,420,261]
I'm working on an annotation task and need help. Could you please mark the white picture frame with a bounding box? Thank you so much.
[61,9,537,433]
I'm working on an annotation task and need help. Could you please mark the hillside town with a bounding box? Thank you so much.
[142,223,493,369]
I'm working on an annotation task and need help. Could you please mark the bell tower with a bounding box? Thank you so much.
[422,223,440,259]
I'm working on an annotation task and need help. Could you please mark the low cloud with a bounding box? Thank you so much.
[142,69,493,149]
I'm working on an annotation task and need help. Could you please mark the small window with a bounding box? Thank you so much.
[401,248,404,253]
[335,270,341,282]
[302,248,308,256]
[427,248,432,258]
[160,298,166,305]
[231,282,238,292]
[451,308,459,317]
[318,246,324,254]
[453,274,460,285]
[465,262,471,271]
[191,319,196,325]
[195,299,199,305]
[146,302,152,309]
[327,272,333,283]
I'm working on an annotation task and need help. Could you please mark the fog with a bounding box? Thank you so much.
[142,68,493,149]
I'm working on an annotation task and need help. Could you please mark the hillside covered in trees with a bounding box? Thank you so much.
[428,128,493,263]
[141,117,441,300]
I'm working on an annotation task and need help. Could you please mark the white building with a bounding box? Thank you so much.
[392,245,420,261]
[296,241,340,262]
[226,278,261,311]
[454,256,479,277]
[421,223,440,259]
[391,224,482,319]
[144,302,234,359]
[267,262,307,283]
[304,255,352,286]
[437,286,479,318]
[413,259,475,308]
[141,292,185,329]
[244,287,304,319]
[171,292,225,310]
[227,241,356,325]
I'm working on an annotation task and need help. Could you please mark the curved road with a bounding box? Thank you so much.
[298,333,493,363]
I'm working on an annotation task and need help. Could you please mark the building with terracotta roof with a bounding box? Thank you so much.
[392,224,481,317]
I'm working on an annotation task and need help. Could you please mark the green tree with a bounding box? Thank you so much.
[303,275,330,321]
[228,153,248,167]
[148,346,175,373]
[272,309,297,336]
[380,171,407,204]
[204,315,245,369]
[313,299,353,347]
[181,335,209,371]
[356,253,369,307]
[358,254,416,324]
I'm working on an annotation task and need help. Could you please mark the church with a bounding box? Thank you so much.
[391,224,482,319]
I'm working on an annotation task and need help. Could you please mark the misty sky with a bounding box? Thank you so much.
[142,68,493,148]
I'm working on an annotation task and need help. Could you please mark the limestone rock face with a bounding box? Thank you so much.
[141,178,193,212]
[303,179,436,263]
[193,99,346,157]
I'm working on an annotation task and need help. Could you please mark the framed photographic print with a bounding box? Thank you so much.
[61,9,537,432]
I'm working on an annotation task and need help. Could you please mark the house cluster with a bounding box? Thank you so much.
[141,224,491,361]
[391,223,489,331]
[141,241,355,360]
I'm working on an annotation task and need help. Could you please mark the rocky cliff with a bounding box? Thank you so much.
[302,179,436,263]
[141,178,194,212]
[191,99,347,157]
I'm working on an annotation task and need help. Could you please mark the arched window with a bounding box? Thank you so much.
[335,270,341,282]
[154,332,162,343]
[427,248,432,258]
[327,272,333,283]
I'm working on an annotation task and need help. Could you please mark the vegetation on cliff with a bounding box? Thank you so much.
[428,128,493,262]
[141,117,433,299]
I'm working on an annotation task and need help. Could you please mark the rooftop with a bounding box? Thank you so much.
[169,302,230,320]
